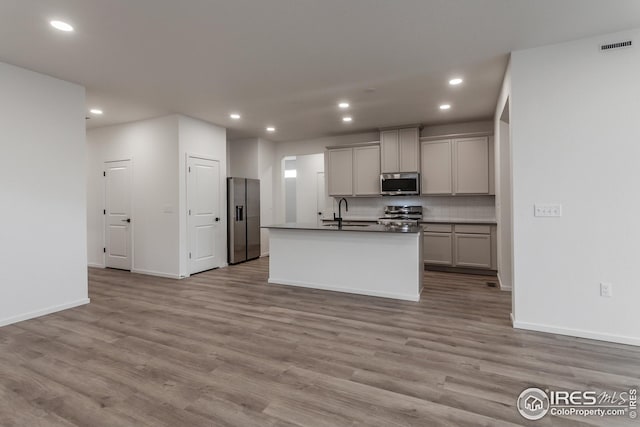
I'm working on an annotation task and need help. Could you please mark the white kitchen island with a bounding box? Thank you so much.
[264,223,423,301]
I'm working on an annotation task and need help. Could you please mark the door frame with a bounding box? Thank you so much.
[103,158,134,270]
[185,153,222,277]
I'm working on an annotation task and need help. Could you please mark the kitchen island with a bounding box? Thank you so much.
[263,223,423,301]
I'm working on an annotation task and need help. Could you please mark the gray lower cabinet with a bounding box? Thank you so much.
[423,232,453,265]
[423,223,496,270]
[454,233,492,268]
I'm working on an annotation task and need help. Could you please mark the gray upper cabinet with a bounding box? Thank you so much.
[421,140,452,195]
[380,130,399,173]
[398,128,420,172]
[327,148,353,196]
[327,144,380,197]
[353,145,381,196]
[454,137,489,194]
[381,127,419,173]
[420,136,490,195]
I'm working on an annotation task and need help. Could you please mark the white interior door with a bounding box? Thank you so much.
[188,157,221,274]
[105,160,132,270]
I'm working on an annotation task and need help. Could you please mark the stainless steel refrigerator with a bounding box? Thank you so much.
[227,178,260,264]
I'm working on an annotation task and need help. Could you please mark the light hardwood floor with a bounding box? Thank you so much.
[1,258,638,427]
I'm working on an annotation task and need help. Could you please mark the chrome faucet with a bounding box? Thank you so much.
[334,198,349,228]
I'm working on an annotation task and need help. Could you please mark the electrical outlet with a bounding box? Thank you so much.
[600,282,613,297]
[534,204,562,217]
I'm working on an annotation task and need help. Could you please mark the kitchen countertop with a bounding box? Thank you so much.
[320,216,378,222]
[263,222,422,234]
[321,217,497,225]
[420,218,497,225]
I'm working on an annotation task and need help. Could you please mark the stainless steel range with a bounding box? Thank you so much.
[377,205,423,227]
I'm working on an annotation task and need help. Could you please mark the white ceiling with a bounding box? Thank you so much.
[1,0,640,142]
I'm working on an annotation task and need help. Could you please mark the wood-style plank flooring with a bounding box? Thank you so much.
[1,257,639,427]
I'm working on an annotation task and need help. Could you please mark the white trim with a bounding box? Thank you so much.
[88,262,105,269]
[513,320,640,347]
[0,298,90,328]
[510,312,514,326]
[268,278,420,302]
[497,273,512,291]
[131,269,181,279]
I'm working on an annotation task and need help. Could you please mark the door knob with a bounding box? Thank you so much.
[215,217,220,222]
[121,218,131,223]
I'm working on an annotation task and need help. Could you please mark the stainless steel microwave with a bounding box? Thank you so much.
[380,172,420,196]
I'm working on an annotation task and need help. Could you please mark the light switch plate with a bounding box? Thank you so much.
[600,282,613,297]
[534,204,562,217]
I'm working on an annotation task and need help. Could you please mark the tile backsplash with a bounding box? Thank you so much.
[332,195,496,220]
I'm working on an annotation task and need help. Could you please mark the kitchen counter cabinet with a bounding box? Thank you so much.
[327,148,353,196]
[420,136,491,195]
[327,144,380,197]
[381,128,419,173]
[423,232,453,265]
[264,224,423,301]
[422,223,496,271]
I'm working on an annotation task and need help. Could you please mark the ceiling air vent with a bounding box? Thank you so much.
[600,40,632,51]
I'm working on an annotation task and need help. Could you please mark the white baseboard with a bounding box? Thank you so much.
[131,269,181,279]
[0,298,91,328]
[261,252,269,258]
[513,319,640,347]
[88,262,105,269]
[268,278,420,302]
[510,312,514,326]
[497,273,512,291]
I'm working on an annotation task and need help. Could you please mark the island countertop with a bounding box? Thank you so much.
[263,222,422,234]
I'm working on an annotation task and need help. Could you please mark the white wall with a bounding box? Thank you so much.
[258,138,276,255]
[178,115,227,277]
[273,132,380,223]
[510,28,640,345]
[228,138,259,179]
[494,61,514,292]
[295,153,325,224]
[87,116,181,277]
[0,61,88,326]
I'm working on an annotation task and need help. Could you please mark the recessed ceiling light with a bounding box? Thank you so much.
[89,108,103,115]
[50,20,74,32]
[342,116,353,122]
[338,102,350,109]
[439,104,451,110]
[266,126,276,132]
[449,78,463,86]
[230,113,241,120]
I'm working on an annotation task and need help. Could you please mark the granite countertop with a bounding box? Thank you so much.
[420,218,497,225]
[320,216,378,222]
[263,223,422,234]
[321,217,497,225]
